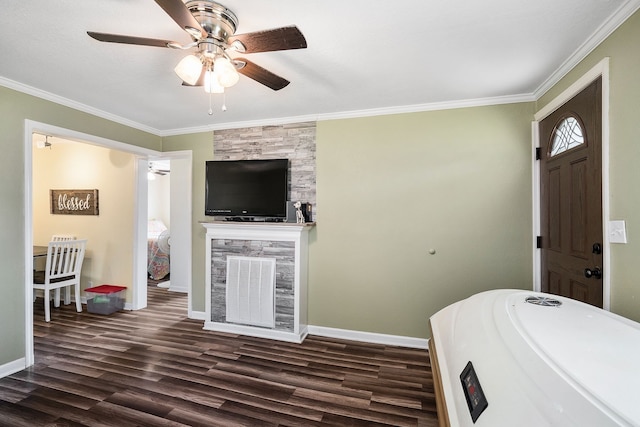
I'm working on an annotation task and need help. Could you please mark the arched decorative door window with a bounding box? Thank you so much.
[549,115,585,156]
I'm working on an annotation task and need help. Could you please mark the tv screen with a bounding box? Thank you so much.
[205,159,289,220]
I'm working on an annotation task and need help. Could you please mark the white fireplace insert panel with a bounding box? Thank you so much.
[225,256,276,328]
[429,289,640,426]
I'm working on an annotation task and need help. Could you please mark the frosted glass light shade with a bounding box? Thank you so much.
[174,55,202,85]
[215,57,239,87]
[204,70,224,93]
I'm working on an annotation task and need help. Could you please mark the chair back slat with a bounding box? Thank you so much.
[51,234,76,242]
[45,239,87,281]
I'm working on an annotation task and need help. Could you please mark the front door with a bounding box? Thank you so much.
[539,77,603,307]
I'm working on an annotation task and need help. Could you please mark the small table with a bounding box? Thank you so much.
[33,245,48,258]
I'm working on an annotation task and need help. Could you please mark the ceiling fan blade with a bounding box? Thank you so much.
[154,0,207,39]
[235,59,290,91]
[229,26,307,54]
[87,31,178,48]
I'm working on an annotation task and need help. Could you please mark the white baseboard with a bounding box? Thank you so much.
[189,310,206,321]
[0,357,26,379]
[204,321,307,343]
[189,313,427,349]
[307,325,429,349]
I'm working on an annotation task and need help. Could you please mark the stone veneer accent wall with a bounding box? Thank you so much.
[213,122,316,221]
[211,239,296,331]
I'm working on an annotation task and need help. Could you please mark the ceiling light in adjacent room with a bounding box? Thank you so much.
[36,135,52,149]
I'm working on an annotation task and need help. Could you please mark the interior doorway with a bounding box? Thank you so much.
[147,159,172,288]
[24,120,192,366]
[147,154,193,297]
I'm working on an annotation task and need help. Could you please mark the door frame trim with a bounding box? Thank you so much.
[532,57,611,310]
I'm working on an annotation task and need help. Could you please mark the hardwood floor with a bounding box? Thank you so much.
[0,286,438,426]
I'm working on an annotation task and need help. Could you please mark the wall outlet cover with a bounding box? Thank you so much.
[609,220,627,244]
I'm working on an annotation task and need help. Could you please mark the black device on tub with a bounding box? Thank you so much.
[205,159,289,222]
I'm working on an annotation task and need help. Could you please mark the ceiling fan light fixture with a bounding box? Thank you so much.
[204,69,224,93]
[174,54,202,85]
[214,56,239,87]
[87,0,307,115]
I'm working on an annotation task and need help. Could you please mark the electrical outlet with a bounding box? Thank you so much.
[87,281,93,288]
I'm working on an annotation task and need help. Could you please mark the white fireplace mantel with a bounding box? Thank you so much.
[201,221,314,343]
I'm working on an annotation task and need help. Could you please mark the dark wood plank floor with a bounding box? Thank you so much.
[0,286,438,426]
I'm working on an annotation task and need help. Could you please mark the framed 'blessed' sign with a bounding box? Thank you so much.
[50,189,99,215]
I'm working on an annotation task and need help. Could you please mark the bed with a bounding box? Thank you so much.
[147,219,170,280]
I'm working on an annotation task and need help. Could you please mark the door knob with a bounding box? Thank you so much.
[584,267,602,279]
[592,243,602,255]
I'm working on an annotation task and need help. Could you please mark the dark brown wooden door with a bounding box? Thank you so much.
[539,77,603,307]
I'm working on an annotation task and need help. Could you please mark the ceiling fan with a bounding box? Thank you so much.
[148,162,170,176]
[87,0,307,94]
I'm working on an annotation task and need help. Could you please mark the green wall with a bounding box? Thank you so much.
[0,87,160,366]
[311,105,534,338]
[537,10,640,321]
[163,104,535,338]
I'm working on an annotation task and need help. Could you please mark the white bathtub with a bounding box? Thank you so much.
[429,289,640,426]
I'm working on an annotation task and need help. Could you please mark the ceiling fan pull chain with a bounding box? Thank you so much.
[222,93,227,112]
[208,91,214,115]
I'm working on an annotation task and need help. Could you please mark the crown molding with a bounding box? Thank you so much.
[162,93,535,135]
[159,113,322,135]
[0,76,161,136]
[315,93,535,121]
[534,0,640,99]
[1,74,534,137]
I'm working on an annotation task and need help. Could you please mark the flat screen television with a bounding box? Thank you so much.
[205,159,289,220]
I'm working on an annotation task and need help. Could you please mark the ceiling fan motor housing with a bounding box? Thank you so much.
[186,0,238,42]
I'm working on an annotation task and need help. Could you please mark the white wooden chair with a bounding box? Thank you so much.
[34,235,76,273]
[51,234,76,242]
[33,239,87,322]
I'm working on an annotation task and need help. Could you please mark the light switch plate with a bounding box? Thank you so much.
[609,220,627,244]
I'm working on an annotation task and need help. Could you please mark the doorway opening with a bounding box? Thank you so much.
[146,155,193,298]
[24,120,192,366]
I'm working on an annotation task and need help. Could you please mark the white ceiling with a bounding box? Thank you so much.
[2,0,638,136]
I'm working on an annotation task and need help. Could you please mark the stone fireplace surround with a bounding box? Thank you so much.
[202,221,313,343]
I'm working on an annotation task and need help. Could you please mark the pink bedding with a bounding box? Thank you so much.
[147,220,169,280]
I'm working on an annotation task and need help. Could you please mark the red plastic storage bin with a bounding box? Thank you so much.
[85,284,126,315]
